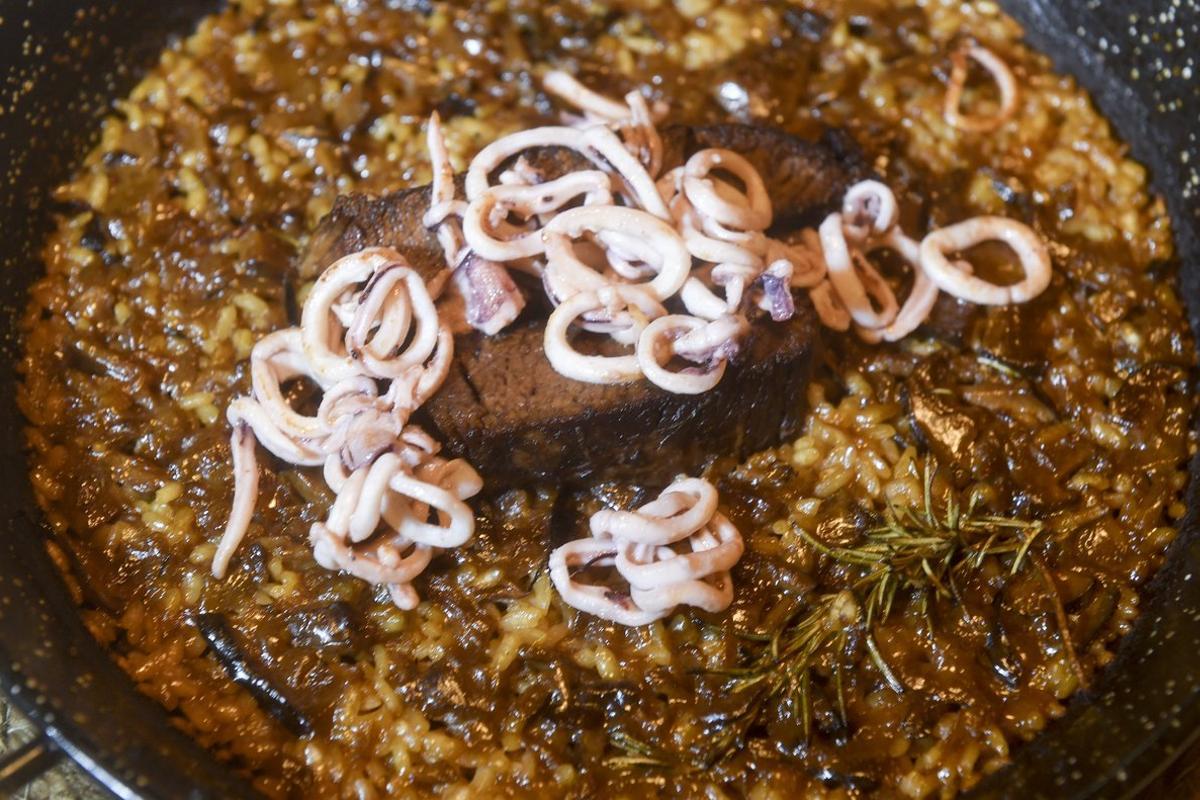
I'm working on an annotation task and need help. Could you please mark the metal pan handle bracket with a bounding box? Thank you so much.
[0,733,62,795]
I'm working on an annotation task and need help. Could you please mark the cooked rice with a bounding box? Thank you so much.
[19,1,1194,797]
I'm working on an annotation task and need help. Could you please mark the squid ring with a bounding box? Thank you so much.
[616,513,743,591]
[548,537,667,627]
[590,477,719,546]
[636,314,746,395]
[543,205,692,303]
[819,212,899,330]
[919,216,1051,305]
[543,286,664,384]
[682,148,772,231]
[944,42,1020,134]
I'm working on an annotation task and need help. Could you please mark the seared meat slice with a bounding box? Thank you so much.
[296,123,865,487]
[433,308,821,485]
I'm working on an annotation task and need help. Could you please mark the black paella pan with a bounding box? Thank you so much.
[0,1,1196,798]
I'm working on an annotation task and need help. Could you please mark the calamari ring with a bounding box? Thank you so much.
[299,248,398,384]
[636,314,746,395]
[682,148,772,231]
[615,512,744,591]
[856,229,940,344]
[348,267,444,382]
[679,276,733,321]
[309,523,434,610]
[408,324,455,408]
[417,457,484,503]
[551,478,744,626]
[464,125,670,219]
[543,286,664,384]
[590,477,719,546]
[597,229,661,281]
[810,279,852,332]
[344,266,417,368]
[698,213,769,258]
[919,216,1051,305]
[323,462,370,539]
[548,537,667,627]
[461,170,612,261]
[842,180,899,243]
[301,248,443,385]
[671,181,772,318]
[542,205,691,304]
[819,212,900,330]
[630,569,734,615]
[388,468,480,549]
[321,449,480,550]
[398,425,441,463]
[944,42,1020,134]
[673,192,765,269]
[346,453,405,542]
[245,328,328,441]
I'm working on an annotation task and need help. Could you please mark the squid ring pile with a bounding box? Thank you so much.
[807,179,1051,342]
[549,478,744,626]
[213,247,480,610]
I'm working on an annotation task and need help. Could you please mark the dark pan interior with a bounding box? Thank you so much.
[0,2,1197,798]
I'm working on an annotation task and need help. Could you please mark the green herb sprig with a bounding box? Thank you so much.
[710,459,1047,760]
[796,461,1044,630]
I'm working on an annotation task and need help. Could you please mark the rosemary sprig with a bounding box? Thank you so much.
[710,459,1046,759]
[797,462,1044,629]
[718,590,857,742]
